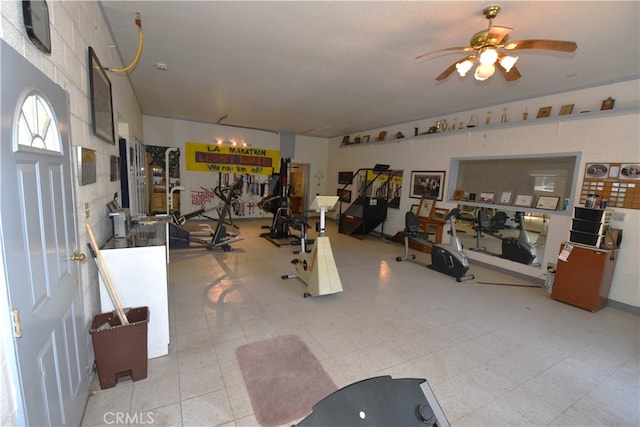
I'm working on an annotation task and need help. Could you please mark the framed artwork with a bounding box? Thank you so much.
[410,204,419,214]
[78,147,96,185]
[377,131,387,141]
[410,170,446,200]
[417,196,436,219]
[499,190,513,205]
[514,194,534,207]
[536,106,552,118]
[600,97,615,110]
[620,164,640,179]
[337,188,351,203]
[88,47,115,144]
[362,135,370,143]
[432,207,450,221]
[559,104,574,115]
[585,163,609,179]
[535,195,560,210]
[341,135,350,145]
[469,193,476,202]
[478,191,495,203]
[110,155,120,181]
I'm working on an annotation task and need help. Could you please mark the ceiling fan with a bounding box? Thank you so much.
[416,4,577,82]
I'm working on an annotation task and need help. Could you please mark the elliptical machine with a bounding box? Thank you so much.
[428,208,474,282]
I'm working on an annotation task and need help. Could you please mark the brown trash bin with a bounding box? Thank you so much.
[90,306,149,389]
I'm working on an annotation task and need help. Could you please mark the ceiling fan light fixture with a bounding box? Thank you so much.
[456,59,474,77]
[479,47,498,66]
[474,63,495,81]
[500,54,518,72]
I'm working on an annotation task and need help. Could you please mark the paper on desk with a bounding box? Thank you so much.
[558,244,573,262]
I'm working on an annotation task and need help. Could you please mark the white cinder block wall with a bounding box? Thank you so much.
[0,1,143,424]
[326,79,640,309]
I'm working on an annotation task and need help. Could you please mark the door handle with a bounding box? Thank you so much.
[68,253,87,263]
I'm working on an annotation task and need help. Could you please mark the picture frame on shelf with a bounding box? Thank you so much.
[514,194,534,208]
[410,204,419,215]
[499,190,513,205]
[362,135,370,143]
[88,46,115,144]
[341,135,350,145]
[469,193,476,201]
[536,106,552,118]
[559,104,574,115]
[478,191,495,203]
[417,196,436,219]
[432,207,450,221]
[410,170,445,200]
[600,97,615,111]
[535,195,560,210]
[376,131,387,142]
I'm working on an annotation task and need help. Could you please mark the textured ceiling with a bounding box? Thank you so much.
[99,1,640,138]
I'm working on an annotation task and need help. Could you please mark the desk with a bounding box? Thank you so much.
[99,220,170,359]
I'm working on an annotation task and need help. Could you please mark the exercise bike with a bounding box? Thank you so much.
[428,208,474,282]
[281,196,343,298]
[500,211,538,265]
[395,211,434,264]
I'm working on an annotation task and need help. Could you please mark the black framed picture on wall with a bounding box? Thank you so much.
[88,46,115,144]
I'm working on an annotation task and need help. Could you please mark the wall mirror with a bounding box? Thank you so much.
[455,206,548,267]
[449,153,580,215]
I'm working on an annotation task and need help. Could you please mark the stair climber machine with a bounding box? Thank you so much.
[428,208,474,282]
[282,196,344,298]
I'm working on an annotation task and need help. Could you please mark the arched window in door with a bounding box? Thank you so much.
[16,92,61,153]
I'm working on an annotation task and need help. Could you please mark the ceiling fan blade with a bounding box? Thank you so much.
[486,26,512,45]
[416,46,472,61]
[496,61,521,81]
[435,55,475,81]
[503,39,577,52]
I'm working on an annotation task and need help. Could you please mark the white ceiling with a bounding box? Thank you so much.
[99,1,640,138]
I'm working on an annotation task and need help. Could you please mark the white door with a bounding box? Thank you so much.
[1,41,89,425]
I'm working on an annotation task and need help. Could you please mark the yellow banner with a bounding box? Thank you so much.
[185,142,280,175]
[366,170,402,184]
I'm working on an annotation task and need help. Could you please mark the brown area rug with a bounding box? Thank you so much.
[236,334,337,426]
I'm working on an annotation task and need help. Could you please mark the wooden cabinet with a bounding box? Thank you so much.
[551,242,618,311]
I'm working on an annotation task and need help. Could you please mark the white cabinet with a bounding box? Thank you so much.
[99,221,170,359]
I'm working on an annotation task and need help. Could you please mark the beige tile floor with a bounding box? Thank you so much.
[82,219,639,426]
